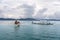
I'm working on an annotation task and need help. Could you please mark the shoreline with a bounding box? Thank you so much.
[0,20,60,21]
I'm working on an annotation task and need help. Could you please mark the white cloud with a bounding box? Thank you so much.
[0,0,60,19]
[0,0,35,18]
[33,0,60,19]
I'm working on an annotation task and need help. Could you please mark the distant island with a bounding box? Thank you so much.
[0,18,37,21]
[0,18,60,21]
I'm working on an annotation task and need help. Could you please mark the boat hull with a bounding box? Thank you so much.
[32,23,53,25]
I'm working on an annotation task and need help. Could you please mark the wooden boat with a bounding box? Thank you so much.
[32,21,53,25]
[14,20,20,26]
[32,22,53,25]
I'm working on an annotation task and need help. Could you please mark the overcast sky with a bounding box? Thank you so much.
[0,0,60,19]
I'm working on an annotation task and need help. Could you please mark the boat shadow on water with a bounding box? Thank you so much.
[14,25,20,31]
[14,24,20,32]
[15,24,20,27]
[14,24,20,40]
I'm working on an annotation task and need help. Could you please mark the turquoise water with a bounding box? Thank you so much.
[0,21,60,40]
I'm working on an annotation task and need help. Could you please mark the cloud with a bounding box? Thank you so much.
[0,0,60,19]
[33,8,48,18]
[20,4,35,18]
[54,12,60,19]
[0,4,35,18]
[33,0,60,19]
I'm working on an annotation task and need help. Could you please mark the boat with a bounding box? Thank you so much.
[32,20,53,25]
[14,20,20,26]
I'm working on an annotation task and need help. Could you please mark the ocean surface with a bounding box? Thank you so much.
[0,21,60,40]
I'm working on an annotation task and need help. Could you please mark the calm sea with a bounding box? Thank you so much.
[0,21,60,40]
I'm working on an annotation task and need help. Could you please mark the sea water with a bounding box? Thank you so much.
[0,21,60,40]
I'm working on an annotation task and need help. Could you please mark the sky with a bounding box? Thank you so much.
[0,0,60,19]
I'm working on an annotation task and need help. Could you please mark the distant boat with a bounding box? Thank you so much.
[14,20,20,26]
[32,20,53,25]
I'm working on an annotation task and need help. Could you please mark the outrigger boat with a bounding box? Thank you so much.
[32,20,53,25]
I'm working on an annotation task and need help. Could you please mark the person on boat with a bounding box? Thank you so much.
[15,20,20,24]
